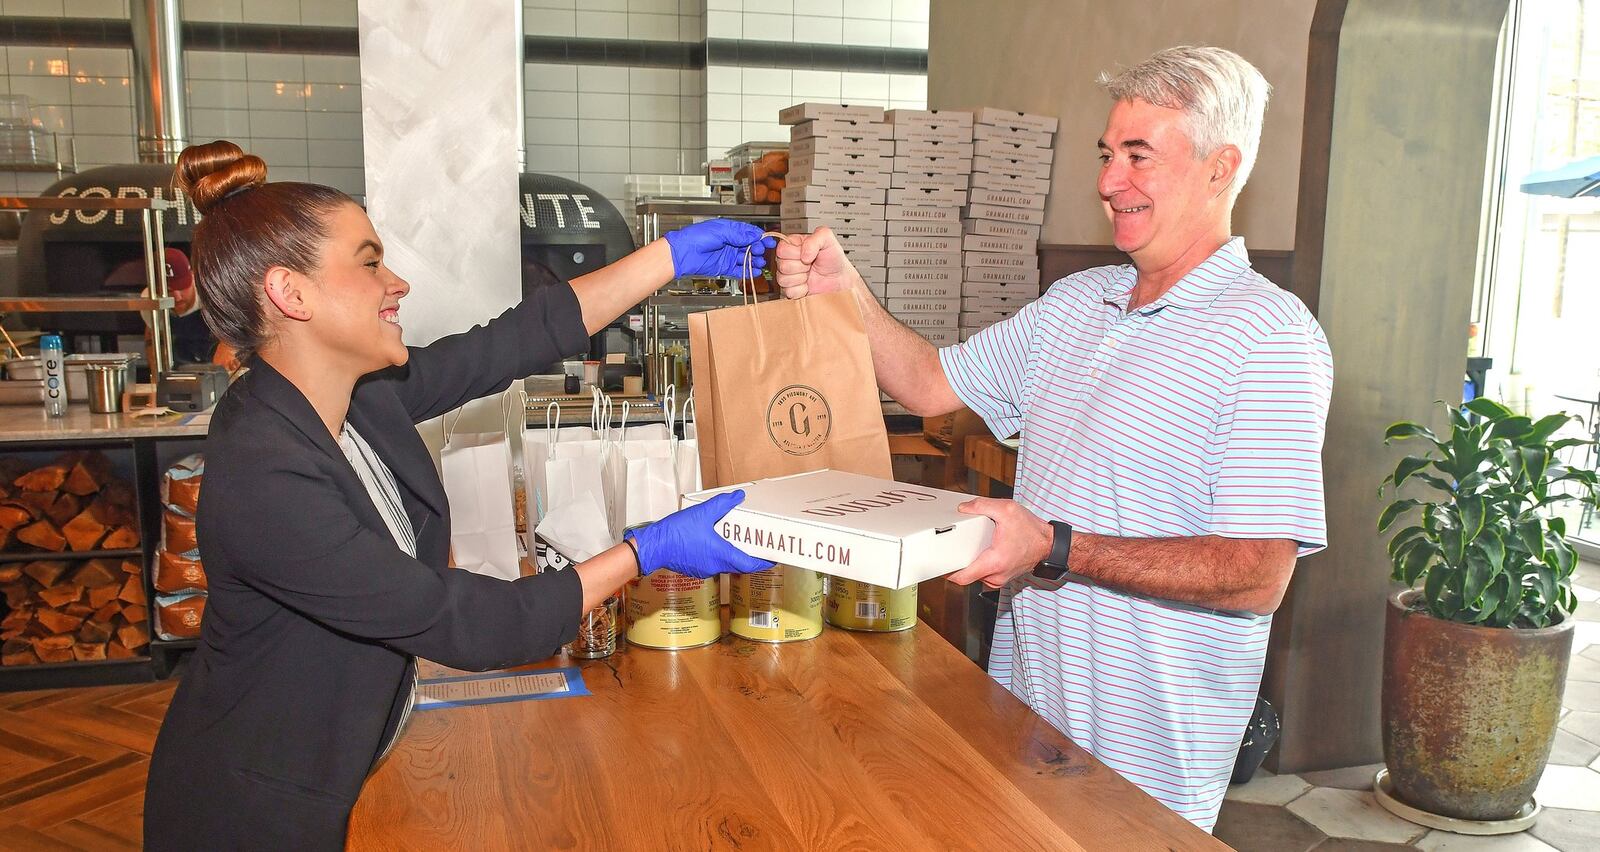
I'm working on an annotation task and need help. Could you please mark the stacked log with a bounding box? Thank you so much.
[155,455,207,640]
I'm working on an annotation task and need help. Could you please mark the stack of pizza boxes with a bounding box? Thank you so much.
[778,103,890,299]
[878,108,973,348]
[960,108,1058,341]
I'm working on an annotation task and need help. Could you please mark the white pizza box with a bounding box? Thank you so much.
[969,170,1051,195]
[864,278,887,300]
[886,277,962,299]
[884,108,975,129]
[887,219,963,238]
[887,235,963,253]
[893,311,960,330]
[962,309,1019,326]
[887,187,967,207]
[958,326,982,342]
[885,205,962,222]
[973,122,1054,149]
[841,248,888,267]
[788,118,891,140]
[962,233,1038,254]
[782,216,889,236]
[782,183,888,206]
[886,251,962,269]
[967,187,1047,210]
[886,266,962,287]
[894,139,975,160]
[833,230,885,250]
[964,202,1046,226]
[963,295,1032,312]
[963,280,1043,299]
[914,326,960,347]
[890,155,972,176]
[973,107,1059,134]
[790,150,890,174]
[780,198,885,220]
[975,138,1053,165]
[964,251,1039,269]
[890,123,974,144]
[971,155,1051,181]
[886,297,961,313]
[890,171,971,191]
[779,102,886,125]
[964,218,1041,240]
[963,266,1042,286]
[790,135,894,159]
[786,167,892,191]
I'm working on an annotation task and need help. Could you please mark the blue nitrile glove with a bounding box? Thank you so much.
[662,219,776,278]
[625,490,773,578]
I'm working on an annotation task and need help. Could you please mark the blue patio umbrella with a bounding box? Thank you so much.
[1519,154,1600,198]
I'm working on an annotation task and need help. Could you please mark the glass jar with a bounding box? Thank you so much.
[568,592,622,659]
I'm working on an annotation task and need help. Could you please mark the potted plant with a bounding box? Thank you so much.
[1378,398,1597,821]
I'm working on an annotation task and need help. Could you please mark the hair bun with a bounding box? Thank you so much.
[176,140,268,213]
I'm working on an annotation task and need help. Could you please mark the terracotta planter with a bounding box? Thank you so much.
[1382,588,1573,820]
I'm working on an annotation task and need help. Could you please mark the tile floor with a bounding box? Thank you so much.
[1214,560,1600,851]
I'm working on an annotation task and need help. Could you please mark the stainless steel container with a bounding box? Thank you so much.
[84,362,128,413]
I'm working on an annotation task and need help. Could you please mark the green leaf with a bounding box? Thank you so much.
[1387,525,1427,558]
[1550,515,1567,538]
[1412,473,1457,493]
[1390,456,1433,488]
[1399,540,1437,585]
[1458,494,1486,542]
[1493,573,1522,624]
[1424,560,1450,606]
[1475,572,1512,624]
[1534,563,1559,607]
[1464,550,1494,605]
[1479,530,1506,573]
[1378,499,1419,532]
[1441,525,1466,567]
[1489,415,1534,440]
[1385,421,1441,445]
[1463,398,1514,421]
[1550,538,1577,576]
[1516,515,1546,562]
[1521,446,1549,485]
[1526,413,1576,444]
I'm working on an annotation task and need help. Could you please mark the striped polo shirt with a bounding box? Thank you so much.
[938,237,1332,831]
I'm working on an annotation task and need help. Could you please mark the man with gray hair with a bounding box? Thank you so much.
[775,45,1332,830]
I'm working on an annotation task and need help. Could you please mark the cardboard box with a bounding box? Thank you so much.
[961,310,1018,326]
[786,167,892,191]
[885,108,975,129]
[962,280,1043,299]
[964,251,1038,269]
[887,278,962,299]
[973,107,1059,134]
[890,171,971,191]
[887,187,967,207]
[884,205,961,222]
[889,124,974,144]
[781,183,888,205]
[893,139,975,160]
[887,218,963,238]
[864,278,887,300]
[959,327,982,342]
[841,248,887,267]
[890,155,972,176]
[894,311,960,330]
[964,218,1041,240]
[834,232,885,253]
[790,150,890,174]
[914,326,960,347]
[969,170,1050,195]
[964,202,1046,225]
[962,295,1031,312]
[790,135,893,159]
[962,233,1038,254]
[886,266,962,287]
[788,118,891,140]
[967,187,1046,210]
[971,155,1051,181]
[886,251,962,269]
[963,266,1041,285]
[779,102,886,125]
[782,216,888,236]
[886,297,961,313]
[886,235,963,253]
[973,122,1054,149]
[780,198,885,220]
[974,138,1053,165]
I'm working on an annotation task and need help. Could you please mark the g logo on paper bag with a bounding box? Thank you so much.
[767,385,831,455]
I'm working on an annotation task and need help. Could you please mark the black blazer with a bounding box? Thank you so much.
[145,283,591,851]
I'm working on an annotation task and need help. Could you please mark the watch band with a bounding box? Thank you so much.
[1033,520,1073,581]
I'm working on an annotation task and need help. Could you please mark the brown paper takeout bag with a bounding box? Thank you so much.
[688,291,891,487]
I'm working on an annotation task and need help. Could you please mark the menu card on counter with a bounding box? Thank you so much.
[415,668,589,710]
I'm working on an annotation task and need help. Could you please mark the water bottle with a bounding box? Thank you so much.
[40,333,66,417]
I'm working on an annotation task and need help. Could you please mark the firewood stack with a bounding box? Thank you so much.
[0,452,148,666]
[155,455,207,640]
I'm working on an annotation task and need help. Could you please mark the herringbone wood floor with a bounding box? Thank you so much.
[0,679,177,850]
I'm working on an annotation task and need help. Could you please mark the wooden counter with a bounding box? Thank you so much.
[0,403,207,442]
[349,624,1221,851]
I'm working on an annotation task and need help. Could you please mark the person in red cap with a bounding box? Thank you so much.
[122,246,233,368]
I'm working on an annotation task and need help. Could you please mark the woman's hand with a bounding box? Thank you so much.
[625,490,773,578]
[663,219,776,278]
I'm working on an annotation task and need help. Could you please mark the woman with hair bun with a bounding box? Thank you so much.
[144,140,773,850]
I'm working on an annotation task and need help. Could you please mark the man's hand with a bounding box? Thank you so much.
[774,227,861,299]
[946,497,1054,589]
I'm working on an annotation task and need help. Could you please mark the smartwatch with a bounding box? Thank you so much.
[1033,520,1074,581]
